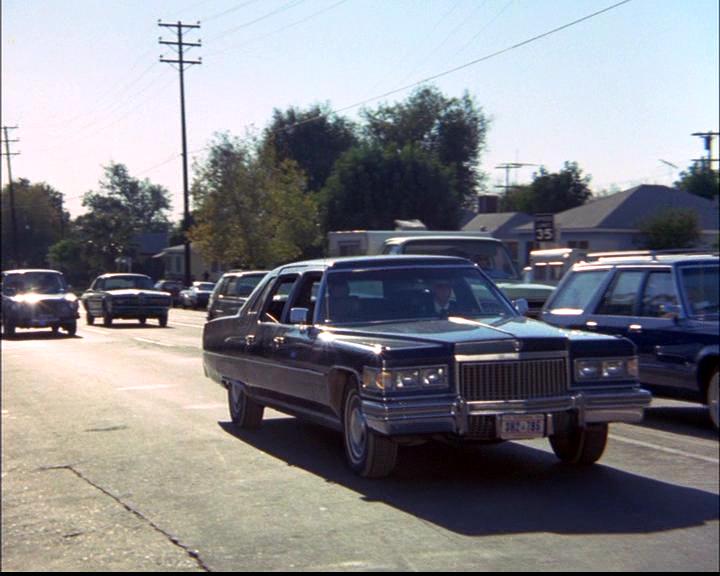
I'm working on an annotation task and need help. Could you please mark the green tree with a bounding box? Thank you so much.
[1,178,69,269]
[190,133,320,269]
[362,86,488,208]
[322,143,460,231]
[262,104,357,193]
[639,208,701,249]
[77,163,171,272]
[501,162,592,213]
[675,163,719,200]
[47,237,90,289]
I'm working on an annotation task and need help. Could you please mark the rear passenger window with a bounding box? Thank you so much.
[640,271,678,317]
[596,271,645,316]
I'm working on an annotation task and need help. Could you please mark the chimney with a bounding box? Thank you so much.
[477,194,499,214]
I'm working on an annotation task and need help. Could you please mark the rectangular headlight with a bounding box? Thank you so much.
[362,366,449,393]
[574,357,638,382]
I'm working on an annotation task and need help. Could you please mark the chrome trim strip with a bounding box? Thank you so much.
[203,350,325,377]
[455,351,569,363]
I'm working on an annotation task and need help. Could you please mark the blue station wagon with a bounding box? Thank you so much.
[541,252,719,429]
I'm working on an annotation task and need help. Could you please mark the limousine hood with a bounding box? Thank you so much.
[326,316,633,357]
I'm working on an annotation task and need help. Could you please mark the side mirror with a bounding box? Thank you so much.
[289,307,310,325]
[513,298,529,316]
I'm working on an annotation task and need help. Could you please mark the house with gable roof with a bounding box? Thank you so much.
[463,185,719,266]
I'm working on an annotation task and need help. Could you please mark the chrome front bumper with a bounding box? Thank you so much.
[362,387,652,438]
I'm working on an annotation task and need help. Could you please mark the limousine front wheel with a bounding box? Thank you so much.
[549,423,608,465]
[343,387,397,478]
[228,382,264,429]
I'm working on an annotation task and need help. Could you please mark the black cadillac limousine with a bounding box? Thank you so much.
[203,256,651,477]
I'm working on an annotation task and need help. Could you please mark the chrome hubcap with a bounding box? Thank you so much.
[347,399,367,462]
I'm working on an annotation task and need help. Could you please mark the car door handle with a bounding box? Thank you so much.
[272,336,285,349]
[245,335,256,346]
[584,321,598,330]
[628,324,643,334]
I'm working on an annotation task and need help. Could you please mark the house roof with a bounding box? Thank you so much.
[462,212,534,235]
[132,232,169,256]
[516,185,719,232]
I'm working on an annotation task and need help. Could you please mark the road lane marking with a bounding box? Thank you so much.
[169,321,204,329]
[609,433,719,464]
[182,403,226,410]
[133,337,177,347]
[116,385,175,391]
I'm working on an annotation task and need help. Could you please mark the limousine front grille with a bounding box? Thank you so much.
[459,357,568,401]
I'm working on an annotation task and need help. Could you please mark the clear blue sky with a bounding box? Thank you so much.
[2,0,718,221]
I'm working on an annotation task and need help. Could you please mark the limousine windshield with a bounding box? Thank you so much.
[321,266,515,324]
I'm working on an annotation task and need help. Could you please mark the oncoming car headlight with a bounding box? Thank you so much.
[362,365,449,393]
[574,357,638,383]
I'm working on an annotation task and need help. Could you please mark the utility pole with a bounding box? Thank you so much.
[159,20,201,287]
[691,131,719,169]
[494,162,538,194]
[2,126,20,267]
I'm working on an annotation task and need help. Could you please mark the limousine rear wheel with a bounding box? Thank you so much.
[343,387,397,478]
[228,382,264,429]
[549,423,608,465]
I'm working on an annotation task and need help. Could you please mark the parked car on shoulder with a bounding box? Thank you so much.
[154,279,185,306]
[381,236,556,317]
[82,273,172,327]
[203,255,650,478]
[541,251,719,429]
[1,269,79,337]
[207,270,268,321]
[180,281,215,309]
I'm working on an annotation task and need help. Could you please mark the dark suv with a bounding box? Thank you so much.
[541,251,719,428]
[207,270,268,321]
[1,269,80,337]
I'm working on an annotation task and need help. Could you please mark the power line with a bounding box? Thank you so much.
[204,0,351,59]
[208,0,307,43]
[337,0,633,115]
[251,0,633,140]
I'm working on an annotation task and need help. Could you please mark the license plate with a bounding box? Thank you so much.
[498,414,545,439]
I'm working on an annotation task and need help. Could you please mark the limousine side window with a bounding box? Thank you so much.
[287,272,323,323]
[259,274,298,323]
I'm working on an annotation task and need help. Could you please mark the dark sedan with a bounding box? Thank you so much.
[82,273,172,327]
[1,269,79,337]
[203,256,650,477]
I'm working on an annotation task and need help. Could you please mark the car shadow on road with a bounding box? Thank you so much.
[1,331,83,340]
[219,418,719,538]
[639,405,717,441]
[90,323,173,330]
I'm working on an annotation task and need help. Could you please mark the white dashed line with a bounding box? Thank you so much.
[609,434,719,464]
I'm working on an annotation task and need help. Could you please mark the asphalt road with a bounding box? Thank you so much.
[2,309,718,571]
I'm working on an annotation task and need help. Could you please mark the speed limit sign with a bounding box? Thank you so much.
[534,213,555,242]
